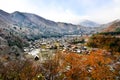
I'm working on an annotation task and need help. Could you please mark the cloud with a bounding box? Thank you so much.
[0,0,120,24]
[36,0,120,24]
[0,0,39,13]
[76,0,95,6]
[85,0,120,23]
[37,7,89,24]
[113,0,120,3]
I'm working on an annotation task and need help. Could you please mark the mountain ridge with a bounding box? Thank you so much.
[102,19,120,32]
[0,9,97,40]
[79,20,100,27]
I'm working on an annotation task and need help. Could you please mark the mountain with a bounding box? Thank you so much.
[0,10,29,55]
[79,20,100,27]
[102,19,120,32]
[0,10,97,40]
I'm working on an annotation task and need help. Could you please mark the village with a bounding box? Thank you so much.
[23,35,91,61]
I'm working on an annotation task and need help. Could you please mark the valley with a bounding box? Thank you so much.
[0,9,120,80]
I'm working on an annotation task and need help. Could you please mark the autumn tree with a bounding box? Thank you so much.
[87,35,120,52]
[52,50,117,80]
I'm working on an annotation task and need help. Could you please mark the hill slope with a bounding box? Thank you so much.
[102,19,120,32]
[0,10,97,39]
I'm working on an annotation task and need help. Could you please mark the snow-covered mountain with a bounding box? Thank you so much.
[0,9,97,40]
[79,20,100,27]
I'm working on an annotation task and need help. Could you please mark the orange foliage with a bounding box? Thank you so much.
[53,50,116,80]
[0,50,119,80]
[87,35,120,52]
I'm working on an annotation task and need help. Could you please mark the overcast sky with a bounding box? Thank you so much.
[0,0,120,24]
